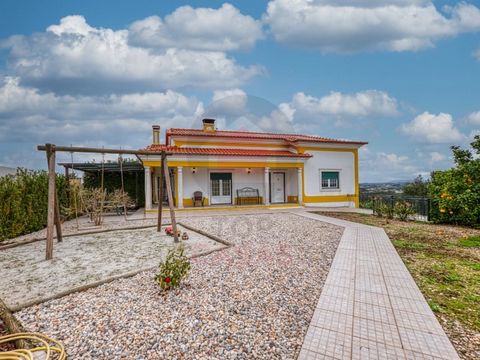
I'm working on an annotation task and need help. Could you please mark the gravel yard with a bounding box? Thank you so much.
[16,213,343,359]
[1,225,225,310]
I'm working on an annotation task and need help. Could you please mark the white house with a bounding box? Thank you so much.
[138,119,367,209]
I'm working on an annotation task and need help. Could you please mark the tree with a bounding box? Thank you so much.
[403,175,429,197]
[428,135,480,226]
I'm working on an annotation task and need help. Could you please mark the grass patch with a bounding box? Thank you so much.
[313,211,480,334]
[392,239,429,251]
[457,235,480,248]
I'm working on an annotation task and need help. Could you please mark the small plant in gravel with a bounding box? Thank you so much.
[154,245,191,290]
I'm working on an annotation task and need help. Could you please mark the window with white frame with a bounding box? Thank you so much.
[321,171,340,189]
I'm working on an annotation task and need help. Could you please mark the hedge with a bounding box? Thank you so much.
[0,168,70,241]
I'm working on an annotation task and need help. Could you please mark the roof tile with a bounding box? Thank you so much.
[143,145,311,158]
[166,128,368,145]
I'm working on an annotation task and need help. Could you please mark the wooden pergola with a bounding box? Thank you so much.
[37,144,178,261]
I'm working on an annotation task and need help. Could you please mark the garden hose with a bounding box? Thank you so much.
[0,332,66,359]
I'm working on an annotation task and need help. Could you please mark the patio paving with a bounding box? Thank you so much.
[296,211,459,360]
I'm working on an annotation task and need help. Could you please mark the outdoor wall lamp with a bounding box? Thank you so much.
[192,167,197,174]
[247,168,251,174]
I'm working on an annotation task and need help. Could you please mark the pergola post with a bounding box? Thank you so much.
[55,192,63,242]
[163,156,179,243]
[45,144,56,260]
[157,151,165,232]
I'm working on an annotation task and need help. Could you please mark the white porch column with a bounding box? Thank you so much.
[297,168,303,205]
[264,167,270,205]
[145,166,152,210]
[177,167,184,208]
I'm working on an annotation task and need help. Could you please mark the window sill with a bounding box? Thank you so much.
[321,188,341,192]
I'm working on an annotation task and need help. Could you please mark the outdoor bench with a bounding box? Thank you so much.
[236,187,260,205]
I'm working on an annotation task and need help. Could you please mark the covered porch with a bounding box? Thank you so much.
[143,164,304,210]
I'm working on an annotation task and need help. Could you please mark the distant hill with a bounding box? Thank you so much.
[360,181,408,195]
[0,166,16,177]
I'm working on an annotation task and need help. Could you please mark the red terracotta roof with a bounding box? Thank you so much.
[166,128,368,145]
[143,145,312,158]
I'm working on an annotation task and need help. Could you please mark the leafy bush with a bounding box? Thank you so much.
[0,169,71,241]
[428,136,480,227]
[154,245,191,290]
[394,201,416,221]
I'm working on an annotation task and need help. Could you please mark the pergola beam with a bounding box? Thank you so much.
[38,143,176,261]
[37,145,172,156]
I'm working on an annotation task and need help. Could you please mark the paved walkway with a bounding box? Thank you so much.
[296,212,459,360]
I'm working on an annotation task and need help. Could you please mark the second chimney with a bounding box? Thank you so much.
[202,118,216,132]
[152,125,160,144]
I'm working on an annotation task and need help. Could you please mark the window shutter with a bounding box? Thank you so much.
[210,173,232,181]
[322,172,338,181]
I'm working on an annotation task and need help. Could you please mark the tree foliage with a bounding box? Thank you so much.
[429,135,480,227]
[403,175,429,197]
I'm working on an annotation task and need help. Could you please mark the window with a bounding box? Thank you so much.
[321,171,340,189]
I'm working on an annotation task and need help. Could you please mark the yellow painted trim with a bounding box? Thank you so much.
[143,161,305,169]
[303,194,358,203]
[301,167,305,205]
[297,147,358,153]
[287,195,298,203]
[174,140,288,149]
[145,203,303,212]
[175,168,178,207]
[354,149,359,208]
[183,197,210,207]
[234,196,264,205]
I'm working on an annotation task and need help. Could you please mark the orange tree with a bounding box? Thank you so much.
[429,135,480,227]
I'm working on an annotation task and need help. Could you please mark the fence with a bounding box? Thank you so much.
[360,194,431,221]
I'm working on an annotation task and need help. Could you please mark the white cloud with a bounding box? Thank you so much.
[286,90,398,117]
[429,151,446,163]
[0,77,203,157]
[360,146,420,182]
[400,111,465,143]
[467,111,480,125]
[264,0,480,52]
[129,4,263,51]
[474,48,480,60]
[1,15,262,94]
[209,88,248,116]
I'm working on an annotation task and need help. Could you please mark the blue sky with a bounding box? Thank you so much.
[0,0,479,182]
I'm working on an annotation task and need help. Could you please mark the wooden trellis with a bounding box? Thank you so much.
[37,144,178,261]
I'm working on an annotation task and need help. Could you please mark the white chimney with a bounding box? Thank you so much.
[152,125,160,144]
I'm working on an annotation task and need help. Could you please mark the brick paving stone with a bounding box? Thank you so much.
[296,211,460,360]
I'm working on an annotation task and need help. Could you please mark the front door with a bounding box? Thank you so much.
[210,172,232,205]
[271,172,285,203]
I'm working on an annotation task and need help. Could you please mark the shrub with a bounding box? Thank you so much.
[394,201,416,221]
[373,198,394,219]
[154,245,191,290]
[0,168,71,241]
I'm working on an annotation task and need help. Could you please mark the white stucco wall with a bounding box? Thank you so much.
[181,167,299,204]
[303,150,356,207]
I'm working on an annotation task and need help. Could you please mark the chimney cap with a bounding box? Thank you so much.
[202,118,216,124]
[152,125,160,130]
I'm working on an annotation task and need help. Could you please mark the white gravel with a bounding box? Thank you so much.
[16,213,343,359]
[1,225,225,310]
